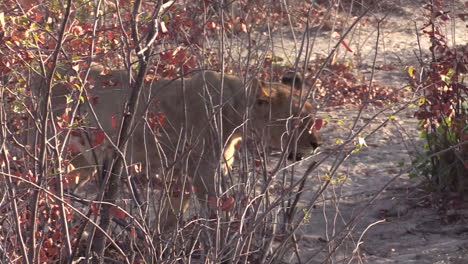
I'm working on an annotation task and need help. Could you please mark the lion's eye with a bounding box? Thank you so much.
[256,99,268,106]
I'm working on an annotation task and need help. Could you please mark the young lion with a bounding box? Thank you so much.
[52,66,322,228]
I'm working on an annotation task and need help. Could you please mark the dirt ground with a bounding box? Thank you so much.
[284,106,468,264]
[265,1,467,263]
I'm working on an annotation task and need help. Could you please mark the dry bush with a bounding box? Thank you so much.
[1,0,452,263]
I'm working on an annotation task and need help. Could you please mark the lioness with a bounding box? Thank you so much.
[52,66,322,227]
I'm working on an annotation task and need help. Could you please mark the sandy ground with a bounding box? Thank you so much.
[282,106,468,264]
[65,1,466,262]
[263,1,468,263]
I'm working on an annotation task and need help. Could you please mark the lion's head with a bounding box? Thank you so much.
[251,73,322,161]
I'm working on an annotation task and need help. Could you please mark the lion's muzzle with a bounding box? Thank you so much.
[287,128,322,161]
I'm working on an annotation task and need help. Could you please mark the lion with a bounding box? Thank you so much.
[51,65,322,229]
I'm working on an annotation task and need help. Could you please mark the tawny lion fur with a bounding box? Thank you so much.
[50,66,322,229]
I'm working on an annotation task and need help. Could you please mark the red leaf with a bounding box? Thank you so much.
[313,119,323,131]
[157,112,165,126]
[90,202,100,216]
[206,21,217,29]
[109,206,127,219]
[183,56,197,72]
[92,130,105,147]
[221,196,235,211]
[111,115,118,129]
[60,108,70,122]
[51,231,61,241]
[44,246,58,256]
[57,107,71,128]
[340,40,353,53]
[147,111,166,130]
[160,50,173,61]
[65,171,80,186]
[174,48,187,64]
[130,226,137,238]
[23,170,36,182]
[254,159,261,167]
[33,13,43,23]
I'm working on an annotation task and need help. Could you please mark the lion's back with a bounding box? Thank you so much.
[152,71,246,135]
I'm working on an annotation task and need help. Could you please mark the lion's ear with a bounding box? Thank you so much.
[253,78,270,105]
[281,71,302,90]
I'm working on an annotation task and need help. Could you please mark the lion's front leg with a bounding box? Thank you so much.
[158,142,238,231]
[222,133,242,176]
[158,189,192,232]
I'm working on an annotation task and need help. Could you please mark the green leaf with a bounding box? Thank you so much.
[437,125,446,135]
[419,131,427,139]
[351,147,360,154]
[440,74,451,84]
[302,209,311,224]
[163,14,170,23]
[447,68,455,77]
[461,101,468,110]
[74,83,82,91]
[447,129,457,143]
[32,32,39,43]
[407,66,415,78]
[443,117,452,127]
[337,175,347,183]
[65,94,73,104]
[417,96,425,106]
